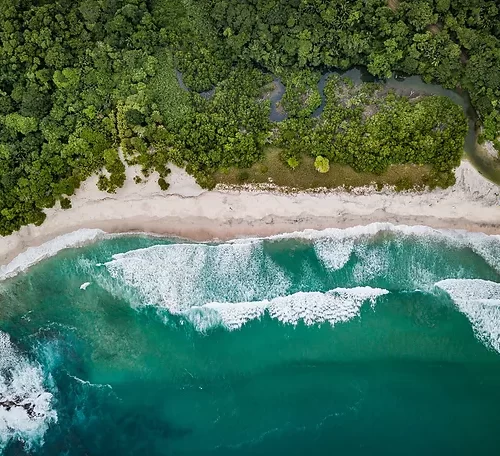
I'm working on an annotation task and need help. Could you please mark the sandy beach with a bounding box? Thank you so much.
[1,160,500,269]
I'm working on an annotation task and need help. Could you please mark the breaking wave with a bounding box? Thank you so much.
[314,237,354,271]
[0,332,57,451]
[104,242,290,311]
[3,222,500,282]
[96,224,500,333]
[184,287,389,331]
[436,279,500,353]
[270,223,500,275]
[295,223,500,290]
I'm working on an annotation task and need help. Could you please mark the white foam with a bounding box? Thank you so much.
[283,223,500,286]
[185,287,389,331]
[352,243,390,283]
[314,237,354,271]
[350,237,441,290]
[66,374,112,390]
[105,242,290,311]
[436,279,500,352]
[3,223,500,281]
[265,223,441,242]
[0,229,106,281]
[0,332,57,450]
[80,282,91,290]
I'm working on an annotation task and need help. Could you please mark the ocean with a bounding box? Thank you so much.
[0,224,500,455]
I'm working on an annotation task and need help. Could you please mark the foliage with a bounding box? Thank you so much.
[0,0,158,235]
[158,177,170,191]
[204,0,500,140]
[60,198,72,210]
[287,157,299,170]
[481,110,500,142]
[279,70,322,118]
[278,76,467,183]
[314,156,330,174]
[147,49,192,131]
[168,67,272,187]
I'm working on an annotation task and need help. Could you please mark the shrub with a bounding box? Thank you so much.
[158,177,170,191]
[60,197,72,210]
[287,157,299,169]
[314,156,330,173]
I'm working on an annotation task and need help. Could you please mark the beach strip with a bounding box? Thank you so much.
[1,162,500,269]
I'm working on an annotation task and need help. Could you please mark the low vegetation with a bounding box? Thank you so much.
[215,148,432,191]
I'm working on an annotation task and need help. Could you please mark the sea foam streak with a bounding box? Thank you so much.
[436,279,500,353]
[303,223,500,289]
[105,242,290,311]
[314,237,354,271]
[185,287,389,331]
[0,229,105,281]
[0,332,57,450]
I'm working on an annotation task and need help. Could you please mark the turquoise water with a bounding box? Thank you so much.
[1,225,500,454]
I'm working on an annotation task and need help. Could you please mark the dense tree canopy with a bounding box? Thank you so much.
[205,0,500,133]
[0,0,160,234]
[0,0,498,235]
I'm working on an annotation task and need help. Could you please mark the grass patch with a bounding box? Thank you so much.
[214,147,431,190]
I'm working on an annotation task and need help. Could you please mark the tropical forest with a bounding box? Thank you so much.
[1,0,500,235]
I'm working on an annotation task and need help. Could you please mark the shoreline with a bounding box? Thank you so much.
[2,216,500,283]
[1,161,500,271]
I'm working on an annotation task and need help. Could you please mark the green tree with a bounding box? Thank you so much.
[3,113,38,135]
[314,156,330,173]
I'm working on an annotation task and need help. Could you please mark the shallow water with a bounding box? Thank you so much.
[1,226,500,454]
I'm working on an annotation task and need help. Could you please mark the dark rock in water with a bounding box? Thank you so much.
[0,396,39,418]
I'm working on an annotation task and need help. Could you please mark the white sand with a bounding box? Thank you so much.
[1,161,500,267]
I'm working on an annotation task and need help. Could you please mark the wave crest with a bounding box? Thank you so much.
[185,287,389,331]
[436,279,500,352]
[314,237,354,271]
[270,224,500,275]
[3,223,500,282]
[105,242,290,311]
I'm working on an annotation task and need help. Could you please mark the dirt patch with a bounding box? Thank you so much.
[427,24,441,35]
[362,104,379,121]
[387,0,399,11]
